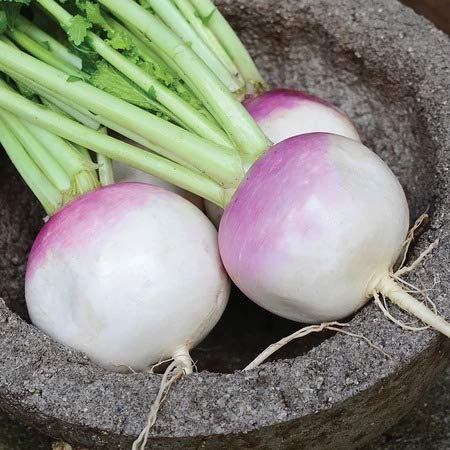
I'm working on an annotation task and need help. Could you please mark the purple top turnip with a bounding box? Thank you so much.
[219,133,409,323]
[26,183,229,371]
[244,89,361,144]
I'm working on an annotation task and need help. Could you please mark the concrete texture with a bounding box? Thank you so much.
[1,366,448,449]
[0,0,449,448]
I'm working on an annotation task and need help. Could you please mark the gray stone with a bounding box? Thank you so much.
[0,0,449,449]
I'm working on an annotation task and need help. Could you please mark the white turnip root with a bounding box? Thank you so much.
[219,133,450,337]
[26,183,230,372]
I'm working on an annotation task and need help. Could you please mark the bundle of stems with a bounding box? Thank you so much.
[0,0,271,212]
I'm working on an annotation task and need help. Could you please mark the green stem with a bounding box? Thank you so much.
[36,0,232,148]
[97,154,115,186]
[0,41,244,188]
[120,18,189,86]
[2,61,102,130]
[72,143,92,160]
[106,16,216,124]
[113,14,220,114]
[0,116,62,215]
[0,84,227,206]
[190,0,267,93]
[0,106,72,195]
[14,66,237,182]
[146,0,244,93]
[1,86,97,208]
[87,33,231,145]
[16,16,82,70]
[7,64,196,170]
[25,123,100,197]
[99,116,184,164]
[98,0,271,160]
[36,98,93,161]
[7,29,83,78]
[39,94,101,130]
[106,17,169,71]
[124,22,216,112]
[97,127,114,186]
[173,0,243,84]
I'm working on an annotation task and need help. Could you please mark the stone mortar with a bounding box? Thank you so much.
[0,0,449,449]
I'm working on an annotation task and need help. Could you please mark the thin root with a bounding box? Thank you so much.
[392,276,439,315]
[395,238,439,277]
[244,321,388,371]
[373,290,429,332]
[381,291,420,328]
[372,210,446,334]
[148,357,175,374]
[394,213,429,271]
[326,326,391,359]
[132,355,192,450]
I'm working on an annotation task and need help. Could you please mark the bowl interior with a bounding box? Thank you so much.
[0,3,440,375]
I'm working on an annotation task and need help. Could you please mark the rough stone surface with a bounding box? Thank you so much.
[1,366,449,449]
[0,0,449,449]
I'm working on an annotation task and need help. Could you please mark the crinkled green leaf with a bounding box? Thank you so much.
[106,29,134,51]
[89,61,174,121]
[84,1,109,29]
[15,79,36,99]
[147,85,156,101]
[40,40,51,51]
[65,14,91,45]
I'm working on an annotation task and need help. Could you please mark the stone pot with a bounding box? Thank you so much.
[0,0,449,449]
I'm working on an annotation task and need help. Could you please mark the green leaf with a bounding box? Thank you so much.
[15,79,36,100]
[65,14,91,46]
[106,29,133,51]
[84,1,108,29]
[89,61,173,121]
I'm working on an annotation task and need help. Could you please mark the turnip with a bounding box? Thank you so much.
[219,133,449,338]
[243,89,361,145]
[26,183,229,372]
[0,78,231,369]
[171,1,366,226]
